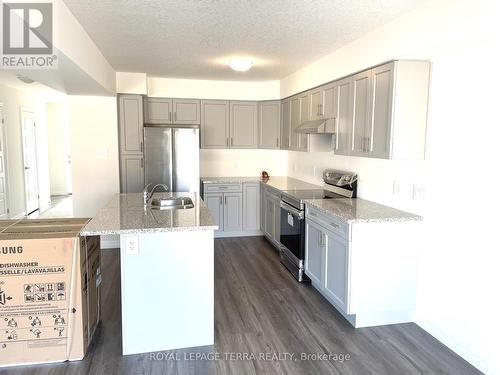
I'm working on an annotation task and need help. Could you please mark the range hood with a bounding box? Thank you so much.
[295,118,336,134]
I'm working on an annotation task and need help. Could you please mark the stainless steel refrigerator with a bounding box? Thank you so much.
[144,126,200,192]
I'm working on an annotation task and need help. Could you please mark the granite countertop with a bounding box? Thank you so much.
[201,176,321,191]
[305,198,422,224]
[81,192,218,235]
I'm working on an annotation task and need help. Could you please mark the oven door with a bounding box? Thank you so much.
[279,201,305,263]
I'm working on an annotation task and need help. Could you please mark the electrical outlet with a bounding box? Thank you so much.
[392,180,400,196]
[233,161,239,169]
[125,236,139,256]
[412,184,426,200]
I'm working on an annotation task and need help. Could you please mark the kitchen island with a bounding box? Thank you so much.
[81,192,217,355]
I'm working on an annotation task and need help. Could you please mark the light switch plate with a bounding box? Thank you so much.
[125,235,139,255]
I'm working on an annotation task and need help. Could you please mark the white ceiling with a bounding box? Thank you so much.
[63,0,421,81]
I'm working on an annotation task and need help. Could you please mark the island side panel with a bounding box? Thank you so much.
[119,230,214,355]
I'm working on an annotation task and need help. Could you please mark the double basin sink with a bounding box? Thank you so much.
[150,197,194,210]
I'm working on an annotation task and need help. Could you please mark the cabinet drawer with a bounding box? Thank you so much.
[204,183,242,193]
[306,205,349,240]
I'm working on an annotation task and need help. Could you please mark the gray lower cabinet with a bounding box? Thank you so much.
[243,182,260,231]
[119,95,144,154]
[204,193,223,233]
[223,193,243,231]
[230,101,258,148]
[120,155,144,193]
[305,217,349,313]
[263,186,281,248]
[201,100,230,149]
[203,182,260,235]
[258,101,281,149]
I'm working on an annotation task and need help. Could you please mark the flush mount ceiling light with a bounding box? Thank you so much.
[228,59,253,72]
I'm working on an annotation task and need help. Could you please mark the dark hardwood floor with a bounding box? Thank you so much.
[0,236,481,375]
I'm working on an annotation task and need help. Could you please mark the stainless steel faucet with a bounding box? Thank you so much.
[143,183,169,205]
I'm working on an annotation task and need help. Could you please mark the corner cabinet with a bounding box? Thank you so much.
[229,101,258,148]
[305,204,421,328]
[118,95,144,193]
[258,101,281,149]
[201,100,230,149]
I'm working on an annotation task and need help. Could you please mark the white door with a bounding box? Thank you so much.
[0,109,8,218]
[21,110,39,215]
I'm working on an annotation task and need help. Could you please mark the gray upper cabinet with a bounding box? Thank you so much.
[369,62,394,159]
[350,70,373,157]
[144,98,200,125]
[230,101,258,149]
[119,95,144,154]
[258,101,281,149]
[120,155,144,193]
[322,83,338,120]
[290,96,301,151]
[144,98,172,124]
[310,88,323,120]
[280,99,291,150]
[201,100,230,149]
[173,99,200,124]
[334,78,352,156]
[298,92,310,151]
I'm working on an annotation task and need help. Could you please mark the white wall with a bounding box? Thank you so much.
[0,83,51,216]
[46,102,70,195]
[116,72,148,94]
[281,0,500,373]
[200,149,287,178]
[54,0,116,94]
[148,77,280,100]
[68,96,119,217]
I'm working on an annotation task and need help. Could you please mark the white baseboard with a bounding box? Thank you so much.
[214,230,263,238]
[417,319,496,374]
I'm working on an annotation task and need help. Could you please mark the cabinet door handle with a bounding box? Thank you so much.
[276,138,279,147]
[225,196,227,205]
[220,196,222,205]
[174,112,177,122]
[226,138,229,147]
[141,158,144,168]
[140,141,143,152]
[330,222,340,229]
[230,138,234,147]
[319,104,323,116]
[169,112,172,122]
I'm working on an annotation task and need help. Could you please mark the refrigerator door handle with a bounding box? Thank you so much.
[171,129,176,191]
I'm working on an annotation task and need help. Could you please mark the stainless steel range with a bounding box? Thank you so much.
[279,170,358,282]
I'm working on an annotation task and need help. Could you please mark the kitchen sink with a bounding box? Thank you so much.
[150,197,194,210]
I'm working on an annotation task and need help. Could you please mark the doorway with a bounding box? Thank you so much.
[0,106,8,218]
[21,109,39,215]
